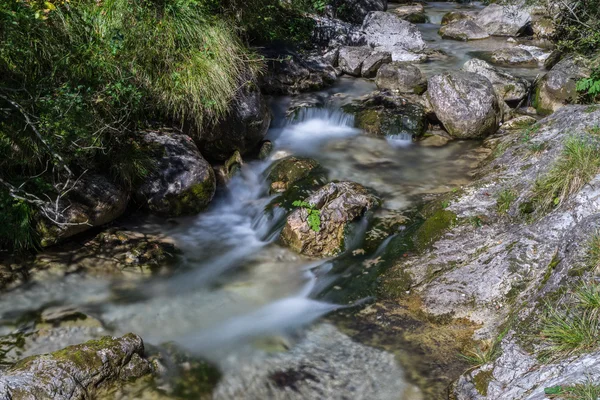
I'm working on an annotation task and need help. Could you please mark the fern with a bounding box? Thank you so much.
[577,67,600,103]
[292,200,321,232]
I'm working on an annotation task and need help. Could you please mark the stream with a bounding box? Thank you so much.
[0,2,548,399]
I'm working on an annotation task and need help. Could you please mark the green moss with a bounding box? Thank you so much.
[162,169,216,217]
[473,370,493,396]
[266,157,320,193]
[404,13,428,23]
[413,210,457,252]
[541,253,561,285]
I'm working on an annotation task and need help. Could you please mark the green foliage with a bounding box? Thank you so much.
[577,67,600,104]
[532,135,600,214]
[0,191,38,253]
[0,0,266,252]
[497,189,517,214]
[586,232,600,272]
[292,200,322,232]
[546,380,600,399]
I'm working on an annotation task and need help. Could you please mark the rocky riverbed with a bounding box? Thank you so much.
[1,1,599,399]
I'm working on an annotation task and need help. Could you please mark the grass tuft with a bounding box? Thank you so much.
[497,189,517,214]
[532,135,600,214]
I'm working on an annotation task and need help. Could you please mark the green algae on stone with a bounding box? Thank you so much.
[266,157,321,194]
[159,170,216,217]
[473,369,494,396]
[413,210,457,251]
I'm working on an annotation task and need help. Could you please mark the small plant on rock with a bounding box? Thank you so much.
[497,189,517,214]
[292,200,321,233]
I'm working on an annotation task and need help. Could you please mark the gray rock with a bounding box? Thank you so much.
[455,336,600,399]
[462,58,529,102]
[439,20,490,41]
[475,4,531,36]
[281,181,378,257]
[214,323,408,400]
[361,51,392,78]
[260,49,338,95]
[534,56,591,115]
[375,62,426,94]
[0,333,151,400]
[427,71,501,139]
[37,174,128,247]
[338,46,373,76]
[490,47,537,66]
[377,47,428,63]
[516,44,551,63]
[136,131,216,217]
[200,85,271,161]
[361,12,427,53]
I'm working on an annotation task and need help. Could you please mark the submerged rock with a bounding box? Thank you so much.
[533,56,591,115]
[362,11,427,54]
[344,92,427,138]
[37,174,128,247]
[375,62,427,94]
[439,20,490,41]
[462,58,529,102]
[280,182,378,257]
[489,47,537,66]
[214,323,408,400]
[136,131,216,217]
[427,71,501,139]
[0,333,152,399]
[267,157,321,194]
[441,10,475,26]
[475,4,531,36]
[200,85,271,161]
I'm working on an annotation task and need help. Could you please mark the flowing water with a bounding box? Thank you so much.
[0,2,548,398]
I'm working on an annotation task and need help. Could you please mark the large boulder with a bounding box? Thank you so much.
[375,62,427,94]
[335,0,387,24]
[427,71,501,139]
[280,182,378,257]
[259,48,337,95]
[0,334,151,399]
[37,174,128,247]
[439,20,490,41]
[136,131,216,217]
[390,3,428,23]
[489,47,537,66]
[199,85,271,161]
[338,46,374,76]
[475,4,531,36]
[533,56,592,115]
[462,58,529,102]
[362,12,427,54]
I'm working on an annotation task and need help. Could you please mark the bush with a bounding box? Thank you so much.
[0,0,263,252]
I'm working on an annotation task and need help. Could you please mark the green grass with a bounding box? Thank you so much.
[460,339,501,367]
[532,135,600,214]
[586,232,600,273]
[497,189,517,214]
[539,283,600,360]
[546,379,600,399]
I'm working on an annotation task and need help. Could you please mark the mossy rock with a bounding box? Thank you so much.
[266,157,321,194]
[413,209,457,251]
[344,95,427,138]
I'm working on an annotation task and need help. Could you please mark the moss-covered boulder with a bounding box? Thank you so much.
[280,181,379,257]
[266,157,321,194]
[533,56,592,115]
[135,130,216,217]
[0,333,152,399]
[344,92,427,138]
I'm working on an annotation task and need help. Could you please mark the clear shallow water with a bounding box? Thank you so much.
[0,3,540,397]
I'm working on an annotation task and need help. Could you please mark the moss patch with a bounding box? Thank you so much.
[473,369,493,396]
[413,210,457,252]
